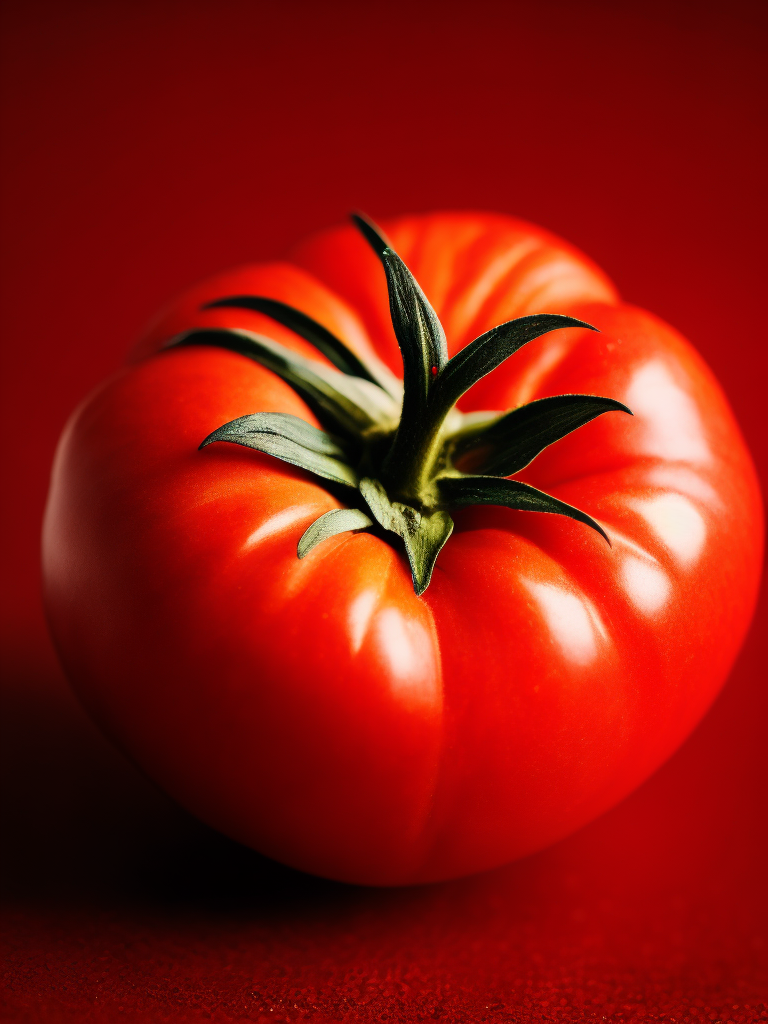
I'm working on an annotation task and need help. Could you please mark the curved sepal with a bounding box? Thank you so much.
[381,249,448,401]
[168,327,399,438]
[354,237,449,488]
[431,315,597,416]
[352,213,446,415]
[202,294,402,398]
[297,507,373,558]
[360,477,453,594]
[453,394,632,476]
[200,412,359,488]
[201,412,349,456]
[438,475,609,544]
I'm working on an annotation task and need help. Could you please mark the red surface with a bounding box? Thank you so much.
[1,0,766,1020]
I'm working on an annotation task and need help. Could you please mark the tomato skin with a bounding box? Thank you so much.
[43,212,763,885]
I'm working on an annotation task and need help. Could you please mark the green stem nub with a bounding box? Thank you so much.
[169,213,631,594]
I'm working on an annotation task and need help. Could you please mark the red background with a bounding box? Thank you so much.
[1,1,766,1020]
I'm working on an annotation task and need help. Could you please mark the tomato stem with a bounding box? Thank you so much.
[169,212,631,594]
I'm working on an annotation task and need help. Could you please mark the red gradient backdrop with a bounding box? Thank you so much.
[1,1,766,1021]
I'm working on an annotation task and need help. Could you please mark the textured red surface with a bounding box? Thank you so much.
[1,1,766,1021]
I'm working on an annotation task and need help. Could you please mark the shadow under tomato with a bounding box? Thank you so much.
[128,826,357,914]
[0,638,351,916]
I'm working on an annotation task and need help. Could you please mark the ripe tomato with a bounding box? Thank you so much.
[43,212,762,885]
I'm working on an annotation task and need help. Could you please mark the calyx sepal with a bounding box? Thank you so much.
[359,478,454,595]
[169,214,631,594]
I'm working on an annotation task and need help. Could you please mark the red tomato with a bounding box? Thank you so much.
[43,212,762,885]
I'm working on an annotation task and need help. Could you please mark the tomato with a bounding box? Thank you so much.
[42,212,763,885]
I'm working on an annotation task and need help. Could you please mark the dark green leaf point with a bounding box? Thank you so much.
[350,212,391,257]
[432,315,597,416]
[438,475,610,545]
[454,394,632,476]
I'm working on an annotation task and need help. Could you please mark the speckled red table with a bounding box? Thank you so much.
[1,2,766,1020]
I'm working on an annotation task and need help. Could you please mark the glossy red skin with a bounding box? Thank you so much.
[43,213,763,885]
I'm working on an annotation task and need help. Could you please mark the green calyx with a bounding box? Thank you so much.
[167,213,631,595]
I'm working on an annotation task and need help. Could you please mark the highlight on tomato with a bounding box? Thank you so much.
[43,211,763,884]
